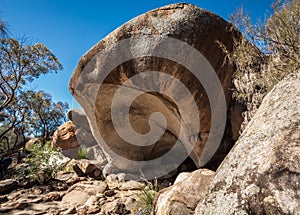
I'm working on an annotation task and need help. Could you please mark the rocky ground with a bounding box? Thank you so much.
[0,159,154,215]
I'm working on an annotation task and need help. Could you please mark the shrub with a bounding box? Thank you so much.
[16,140,63,184]
[77,146,88,160]
[220,0,299,131]
[136,181,158,215]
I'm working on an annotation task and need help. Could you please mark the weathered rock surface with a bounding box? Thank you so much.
[25,138,40,150]
[51,121,79,158]
[67,109,98,147]
[72,159,104,180]
[62,189,90,207]
[52,110,107,164]
[67,109,107,164]
[195,71,300,214]
[69,3,243,175]
[154,169,215,215]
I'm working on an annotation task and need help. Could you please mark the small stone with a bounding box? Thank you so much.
[51,122,78,149]
[86,207,101,214]
[174,172,191,184]
[66,176,86,185]
[93,169,103,179]
[124,196,140,212]
[117,173,126,183]
[105,174,119,185]
[15,202,30,210]
[102,199,129,214]
[56,171,77,182]
[119,180,145,191]
[62,190,90,207]
[43,191,62,202]
[32,186,43,195]
[63,207,77,214]
[0,179,18,194]
[73,159,102,179]
[28,196,43,204]
[94,181,108,194]
[0,195,8,203]
[104,189,116,197]
[85,195,101,207]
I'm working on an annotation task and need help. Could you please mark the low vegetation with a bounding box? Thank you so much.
[136,181,159,215]
[77,146,88,160]
[15,141,63,184]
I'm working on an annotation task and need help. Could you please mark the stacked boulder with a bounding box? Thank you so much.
[51,109,106,164]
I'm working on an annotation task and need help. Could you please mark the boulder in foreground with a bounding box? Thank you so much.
[195,71,300,215]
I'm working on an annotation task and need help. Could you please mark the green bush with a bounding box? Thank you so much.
[77,146,88,160]
[16,141,63,184]
[136,181,158,215]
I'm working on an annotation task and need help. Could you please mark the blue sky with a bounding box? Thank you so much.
[0,0,274,109]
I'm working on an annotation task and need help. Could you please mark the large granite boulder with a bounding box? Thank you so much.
[154,169,215,215]
[69,3,242,177]
[195,71,300,214]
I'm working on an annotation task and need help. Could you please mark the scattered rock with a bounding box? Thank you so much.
[14,201,30,210]
[68,181,108,196]
[43,191,63,202]
[63,206,77,214]
[52,109,107,164]
[48,153,71,167]
[73,159,104,180]
[102,199,129,214]
[0,195,8,203]
[119,180,145,191]
[123,195,140,213]
[195,71,300,214]
[104,189,116,197]
[65,175,87,185]
[105,173,126,187]
[84,195,102,207]
[173,172,191,184]
[0,178,18,194]
[86,206,101,214]
[62,190,90,207]
[56,171,77,182]
[93,181,108,194]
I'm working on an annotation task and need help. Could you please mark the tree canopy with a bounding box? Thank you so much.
[224,0,299,129]
[0,18,68,155]
[0,38,62,111]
